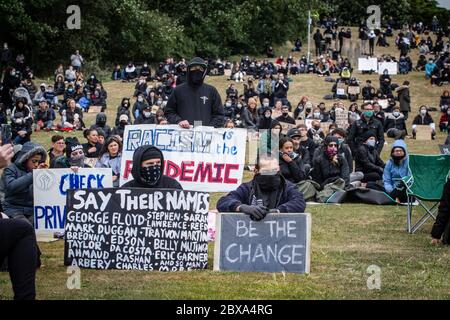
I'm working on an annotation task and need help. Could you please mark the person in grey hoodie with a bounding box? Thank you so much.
[2,142,47,225]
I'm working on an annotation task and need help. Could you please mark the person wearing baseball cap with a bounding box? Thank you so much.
[165,57,225,128]
[111,114,129,139]
[134,104,155,125]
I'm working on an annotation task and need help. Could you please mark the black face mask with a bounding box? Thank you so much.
[140,165,162,186]
[188,70,204,86]
[255,173,281,191]
[392,154,405,165]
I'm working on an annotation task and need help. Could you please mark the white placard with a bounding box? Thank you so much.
[358,57,378,71]
[120,125,247,192]
[33,168,113,233]
[378,62,398,75]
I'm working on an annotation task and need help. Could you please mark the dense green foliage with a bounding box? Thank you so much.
[0,0,448,74]
[325,0,450,27]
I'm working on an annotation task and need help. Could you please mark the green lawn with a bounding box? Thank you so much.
[1,29,450,299]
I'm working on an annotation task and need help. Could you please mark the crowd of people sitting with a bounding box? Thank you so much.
[1,16,450,300]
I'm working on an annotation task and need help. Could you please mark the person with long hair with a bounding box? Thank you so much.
[95,136,123,187]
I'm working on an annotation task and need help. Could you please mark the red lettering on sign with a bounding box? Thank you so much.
[224,164,239,184]
[123,160,133,180]
[165,160,181,179]
[180,161,194,182]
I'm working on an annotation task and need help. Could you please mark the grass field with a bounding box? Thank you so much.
[0,28,449,300]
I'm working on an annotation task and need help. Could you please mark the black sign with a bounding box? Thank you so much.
[64,188,210,271]
[214,213,311,273]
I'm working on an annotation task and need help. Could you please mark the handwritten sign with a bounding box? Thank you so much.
[378,62,398,75]
[88,106,102,113]
[415,125,432,140]
[279,122,296,135]
[64,188,210,271]
[33,168,113,233]
[348,86,360,95]
[214,213,311,273]
[120,125,247,192]
[335,108,349,130]
[358,57,378,71]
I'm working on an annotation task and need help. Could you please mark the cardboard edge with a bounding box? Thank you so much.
[213,212,223,271]
[304,212,312,274]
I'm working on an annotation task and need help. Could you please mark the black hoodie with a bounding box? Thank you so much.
[121,145,182,189]
[165,58,225,128]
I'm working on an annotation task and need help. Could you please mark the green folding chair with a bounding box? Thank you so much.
[402,154,450,234]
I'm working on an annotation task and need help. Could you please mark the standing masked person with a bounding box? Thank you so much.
[217,155,306,221]
[122,145,182,189]
[165,57,224,128]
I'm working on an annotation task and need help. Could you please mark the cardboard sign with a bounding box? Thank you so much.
[347,86,360,95]
[88,106,102,113]
[378,62,398,75]
[439,145,450,154]
[214,213,311,273]
[334,108,349,130]
[84,157,98,168]
[279,122,296,135]
[358,57,378,71]
[64,188,210,271]
[295,120,305,127]
[336,82,346,96]
[120,125,247,192]
[246,131,259,166]
[415,125,432,141]
[378,99,388,109]
[33,168,113,233]
[319,122,330,135]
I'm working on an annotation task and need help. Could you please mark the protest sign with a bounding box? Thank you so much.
[295,119,304,127]
[415,125,432,140]
[378,99,388,109]
[347,86,360,95]
[320,122,330,135]
[336,82,346,96]
[84,157,98,168]
[335,108,349,130]
[358,57,378,72]
[279,122,296,135]
[378,62,398,75]
[214,213,311,273]
[439,145,450,154]
[88,106,102,113]
[64,188,210,271]
[33,168,113,233]
[246,131,259,166]
[120,125,247,192]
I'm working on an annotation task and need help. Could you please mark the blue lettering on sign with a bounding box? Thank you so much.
[59,174,106,196]
[34,205,67,230]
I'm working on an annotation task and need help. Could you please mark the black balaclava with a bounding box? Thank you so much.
[187,57,207,87]
[140,148,163,186]
[96,113,107,126]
